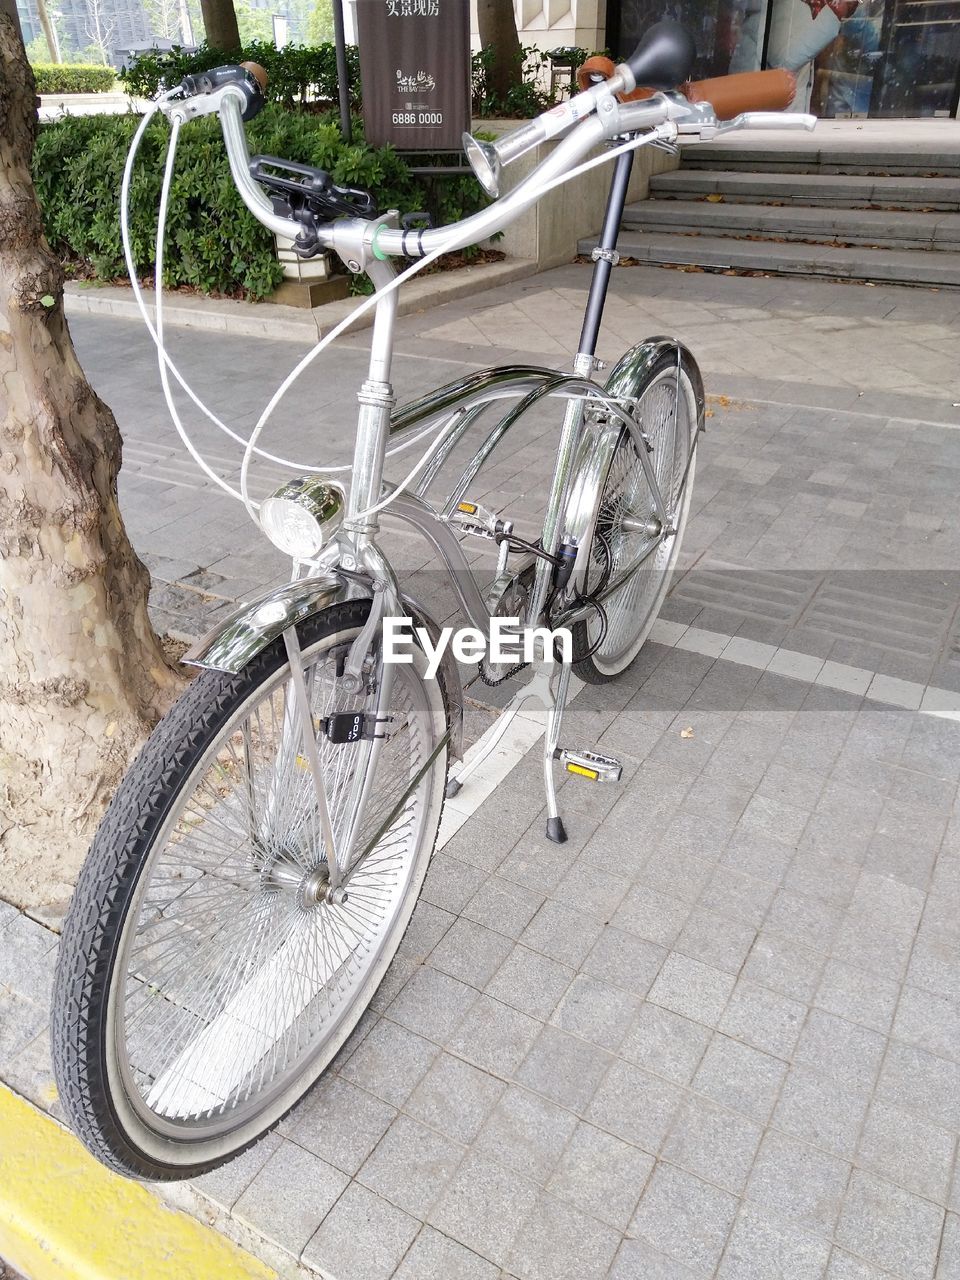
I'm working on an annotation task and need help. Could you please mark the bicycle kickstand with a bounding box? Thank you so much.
[444,650,577,844]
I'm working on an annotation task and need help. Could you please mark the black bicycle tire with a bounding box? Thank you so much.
[52,600,448,1181]
[572,353,698,684]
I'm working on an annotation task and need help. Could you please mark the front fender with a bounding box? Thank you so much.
[183,573,463,760]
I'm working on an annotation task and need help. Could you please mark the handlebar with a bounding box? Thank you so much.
[159,49,815,271]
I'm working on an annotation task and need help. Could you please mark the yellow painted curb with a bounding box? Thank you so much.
[0,1084,277,1280]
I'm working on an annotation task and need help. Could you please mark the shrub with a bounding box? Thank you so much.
[32,105,489,300]
[33,64,117,94]
[472,45,595,118]
[121,41,362,110]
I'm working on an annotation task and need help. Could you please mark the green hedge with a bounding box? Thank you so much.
[121,41,361,110]
[33,63,117,94]
[33,105,488,300]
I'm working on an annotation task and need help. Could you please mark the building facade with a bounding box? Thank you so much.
[495,0,960,117]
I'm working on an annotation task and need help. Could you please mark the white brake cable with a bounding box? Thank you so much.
[121,103,444,477]
[239,123,674,527]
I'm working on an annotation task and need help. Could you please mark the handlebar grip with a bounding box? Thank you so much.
[179,63,266,122]
[683,68,796,120]
[241,61,269,92]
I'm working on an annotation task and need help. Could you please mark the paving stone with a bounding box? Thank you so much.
[717,1203,832,1280]
[700,865,778,930]
[191,1130,283,1211]
[392,1226,499,1280]
[694,1033,789,1125]
[637,846,716,904]
[825,1250,891,1280]
[662,1092,764,1195]
[474,1085,577,1184]
[814,959,901,1034]
[835,1170,945,1280]
[357,1113,463,1219]
[746,1131,851,1234]
[766,888,844,954]
[739,792,811,848]
[794,1010,887,1093]
[0,989,47,1061]
[833,872,925,978]
[546,1121,654,1231]
[619,1003,713,1086]
[283,1076,396,1176]
[549,972,641,1053]
[647,952,736,1028]
[448,995,542,1078]
[303,1181,420,1280]
[630,1162,739,1276]
[611,884,692,946]
[722,828,795,884]
[719,979,807,1059]
[0,913,58,1007]
[233,1140,348,1253]
[892,984,960,1063]
[428,1151,539,1270]
[519,899,603,969]
[565,887,670,983]
[675,907,757,975]
[462,876,544,941]
[742,932,825,1003]
[507,1189,621,1280]
[877,1041,960,1133]
[549,861,631,923]
[855,1099,956,1204]
[386,965,480,1043]
[608,1238,700,1279]
[939,1213,960,1280]
[405,1051,504,1147]
[341,1019,440,1108]
[422,855,489,915]
[429,918,516,990]
[771,1065,871,1161]
[484,944,574,1021]
[515,1024,613,1115]
[587,1059,684,1154]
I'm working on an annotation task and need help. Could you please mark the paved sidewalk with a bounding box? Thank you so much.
[1,263,958,1280]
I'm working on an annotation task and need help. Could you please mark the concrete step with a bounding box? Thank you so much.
[621,199,960,250]
[649,169,960,211]
[578,230,960,287]
[680,146,960,177]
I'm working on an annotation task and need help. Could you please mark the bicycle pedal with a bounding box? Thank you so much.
[556,749,623,783]
[449,500,513,541]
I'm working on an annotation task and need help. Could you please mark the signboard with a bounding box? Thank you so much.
[356,0,471,150]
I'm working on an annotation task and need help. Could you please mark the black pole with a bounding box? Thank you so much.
[577,149,634,358]
[332,0,352,144]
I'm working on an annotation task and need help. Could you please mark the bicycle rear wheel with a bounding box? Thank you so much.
[573,353,699,683]
[52,601,448,1180]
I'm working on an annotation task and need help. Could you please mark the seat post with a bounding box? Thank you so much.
[577,148,635,362]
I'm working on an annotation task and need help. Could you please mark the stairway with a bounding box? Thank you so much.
[580,146,960,288]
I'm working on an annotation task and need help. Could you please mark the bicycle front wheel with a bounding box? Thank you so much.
[53,600,448,1180]
[574,352,700,683]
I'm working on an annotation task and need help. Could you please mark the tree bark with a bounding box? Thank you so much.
[0,14,182,917]
[34,0,61,62]
[198,0,241,52]
[477,0,522,101]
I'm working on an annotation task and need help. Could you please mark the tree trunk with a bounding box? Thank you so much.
[198,0,241,52]
[0,14,182,918]
[34,0,61,63]
[477,0,522,101]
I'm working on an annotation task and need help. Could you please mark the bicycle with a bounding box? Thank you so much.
[52,21,814,1180]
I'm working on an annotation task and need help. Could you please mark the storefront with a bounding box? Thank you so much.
[606,0,960,117]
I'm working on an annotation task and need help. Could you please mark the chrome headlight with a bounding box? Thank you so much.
[259,477,346,558]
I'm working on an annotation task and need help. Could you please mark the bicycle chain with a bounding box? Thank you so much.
[477,657,529,687]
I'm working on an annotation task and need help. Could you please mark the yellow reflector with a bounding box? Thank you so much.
[567,763,600,780]
[457,501,478,514]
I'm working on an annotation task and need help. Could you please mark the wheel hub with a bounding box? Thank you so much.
[260,855,347,908]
